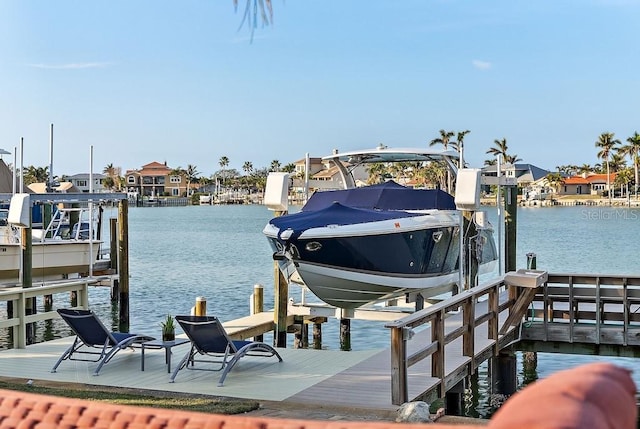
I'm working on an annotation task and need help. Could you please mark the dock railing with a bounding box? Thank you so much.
[523,273,640,348]
[0,280,91,349]
[385,276,514,405]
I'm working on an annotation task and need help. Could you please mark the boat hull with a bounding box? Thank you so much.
[292,261,462,308]
[0,241,102,282]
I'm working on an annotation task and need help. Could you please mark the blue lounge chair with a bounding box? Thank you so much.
[170,315,283,386]
[51,308,154,375]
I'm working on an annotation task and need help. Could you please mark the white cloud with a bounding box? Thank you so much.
[472,60,492,70]
[27,62,111,70]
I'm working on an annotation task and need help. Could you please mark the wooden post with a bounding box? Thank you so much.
[445,379,465,416]
[117,199,130,331]
[273,263,288,348]
[195,296,207,316]
[109,218,118,272]
[252,284,264,342]
[110,279,119,303]
[504,186,518,272]
[340,315,351,351]
[523,252,537,379]
[273,209,288,348]
[293,316,304,349]
[390,326,408,405]
[312,318,323,349]
[432,310,446,397]
[301,320,309,348]
[492,350,517,396]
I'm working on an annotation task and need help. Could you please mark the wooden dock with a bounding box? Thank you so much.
[1,272,639,411]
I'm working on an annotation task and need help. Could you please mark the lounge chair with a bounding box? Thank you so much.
[51,308,154,375]
[170,315,283,386]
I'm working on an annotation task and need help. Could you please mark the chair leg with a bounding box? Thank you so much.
[217,354,241,387]
[170,347,194,383]
[51,342,77,373]
[51,337,87,373]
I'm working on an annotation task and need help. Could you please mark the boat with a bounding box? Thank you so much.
[263,146,498,309]
[0,203,103,284]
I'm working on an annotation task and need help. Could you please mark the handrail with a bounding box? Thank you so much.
[0,279,93,349]
[385,276,510,405]
[526,273,640,348]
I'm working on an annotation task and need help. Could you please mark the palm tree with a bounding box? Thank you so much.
[103,163,122,191]
[595,132,621,203]
[614,167,634,198]
[545,172,565,195]
[430,130,455,191]
[430,129,455,150]
[23,165,49,185]
[609,153,626,173]
[620,131,640,196]
[219,156,230,185]
[185,164,199,196]
[242,161,254,176]
[452,130,471,166]
[234,0,273,42]
[366,163,387,185]
[269,160,281,172]
[577,164,593,175]
[486,138,509,162]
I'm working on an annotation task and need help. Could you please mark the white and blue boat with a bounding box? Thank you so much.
[263,147,498,309]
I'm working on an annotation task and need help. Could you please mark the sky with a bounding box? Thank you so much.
[1,0,639,178]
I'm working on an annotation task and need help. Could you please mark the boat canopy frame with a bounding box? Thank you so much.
[322,147,460,189]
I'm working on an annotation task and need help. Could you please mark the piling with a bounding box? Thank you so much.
[252,284,264,342]
[523,252,537,376]
[312,318,324,349]
[445,379,465,416]
[274,264,289,348]
[117,199,130,331]
[340,316,351,351]
[109,218,118,272]
[195,296,207,316]
[491,350,517,396]
[504,186,518,272]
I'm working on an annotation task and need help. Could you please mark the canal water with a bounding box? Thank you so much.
[1,203,639,416]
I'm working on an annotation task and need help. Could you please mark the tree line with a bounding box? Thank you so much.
[13,129,640,197]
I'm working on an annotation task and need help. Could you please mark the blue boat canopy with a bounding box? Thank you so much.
[269,182,456,241]
[301,181,455,212]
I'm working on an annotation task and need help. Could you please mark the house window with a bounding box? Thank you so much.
[170,175,181,183]
[171,188,180,196]
[127,176,136,184]
[76,180,88,187]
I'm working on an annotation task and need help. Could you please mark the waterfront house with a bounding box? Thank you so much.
[290,155,368,198]
[125,161,186,197]
[482,163,551,197]
[66,173,107,193]
[559,173,617,196]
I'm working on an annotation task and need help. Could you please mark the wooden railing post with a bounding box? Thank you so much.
[432,310,446,396]
[489,284,499,342]
[463,297,475,359]
[390,326,407,405]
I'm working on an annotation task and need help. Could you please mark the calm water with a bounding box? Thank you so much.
[2,204,639,415]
